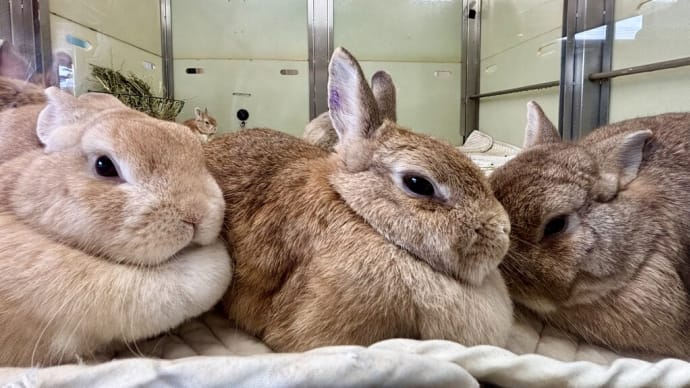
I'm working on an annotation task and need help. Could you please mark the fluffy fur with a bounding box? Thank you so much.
[0,76,46,110]
[205,47,513,352]
[0,87,232,366]
[303,70,397,152]
[490,101,690,358]
[183,107,217,142]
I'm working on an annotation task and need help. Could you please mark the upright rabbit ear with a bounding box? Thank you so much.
[204,107,208,115]
[36,87,82,151]
[194,107,202,119]
[602,130,652,188]
[328,47,381,146]
[523,101,560,148]
[371,71,396,122]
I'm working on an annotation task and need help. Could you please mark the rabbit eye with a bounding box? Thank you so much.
[403,175,435,197]
[543,215,568,238]
[95,156,119,178]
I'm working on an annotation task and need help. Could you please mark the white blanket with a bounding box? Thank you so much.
[2,310,689,388]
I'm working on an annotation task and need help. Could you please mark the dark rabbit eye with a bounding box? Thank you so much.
[95,156,119,178]
[543,215,568,237]
[403,175,435,197]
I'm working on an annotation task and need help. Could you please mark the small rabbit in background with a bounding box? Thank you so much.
[303,70,396,152]
[184,106,217,142]
[490,101,690,358]
[204,47,513,352]
[0,87,232,366]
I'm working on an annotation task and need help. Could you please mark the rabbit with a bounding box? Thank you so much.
[183,106,218,142]
[0,86,232,366]
[0,76,46,110]
[204,47,513,352]
[489,100,690,358]
[303,70,397,152]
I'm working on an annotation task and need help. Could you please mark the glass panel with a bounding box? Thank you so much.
[478,0,563,146]
[609,0,690,122]
[172,0,309,135]
[50,0,162,55]
[46,1,163,97]
[333,0,463,145]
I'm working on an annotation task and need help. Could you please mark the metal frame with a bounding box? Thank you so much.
[1,0,12,43]
[37,0,52,83]
[8,0,44,79]
[160,0,174,98]
[460,0,481,142]
[469,80,559,100]
[307,0,333,120]
[590,56,690,81]
[559,0,614,140]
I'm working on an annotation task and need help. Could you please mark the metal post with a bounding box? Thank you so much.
[559,0,614,140]
[307,0,333,120]
[160,0,174,98]
[38,0,52,85]
[460,0,481,142]
[9,0,40,78]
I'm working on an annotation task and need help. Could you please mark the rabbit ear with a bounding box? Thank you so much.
[204,107,208,115]
[36,87,82,151]
[371,71,396,122]
[327,47,381,146]
[77,92,126,110]
[603,130,652,188]
[523,101,560,148]
[194,107,202,119]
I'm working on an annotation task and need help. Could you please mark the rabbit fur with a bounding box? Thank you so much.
[0,76,46,111]
[204,47,513,352]
[303,70,396,152]
[183,106,217,142]
[0,87,232,366]
[490,101,690,358]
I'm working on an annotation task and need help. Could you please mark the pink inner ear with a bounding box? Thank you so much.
[329,89,341,112]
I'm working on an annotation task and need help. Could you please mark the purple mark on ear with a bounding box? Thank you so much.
[329,89,340,111]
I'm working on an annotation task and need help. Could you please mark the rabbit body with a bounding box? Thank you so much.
[0,76,46,110]
[490,101,690,358]
[206,48,513,352]
[183,107,217,142]
[0,88,232,366]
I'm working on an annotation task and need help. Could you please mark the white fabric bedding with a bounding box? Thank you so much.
[2,310,689,388]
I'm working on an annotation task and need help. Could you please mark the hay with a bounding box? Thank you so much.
[90,64,184,121]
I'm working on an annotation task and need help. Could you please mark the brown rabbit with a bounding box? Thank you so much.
[204,47,513,352]
[183,106,218,142]
[0,87,232,366]
[303,70,396,152]
[0,76,46,110]
[490,101,690,358]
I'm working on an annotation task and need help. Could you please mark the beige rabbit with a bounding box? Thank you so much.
[490,101,690,358]
[0,87,232,366]
[303,70,396,152]
[183,106,218,142]
[0,76,46,110]
[204,47,513,352]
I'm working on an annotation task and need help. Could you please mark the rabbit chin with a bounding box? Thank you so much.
[105,233,194,267]
[451,251,504,287]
